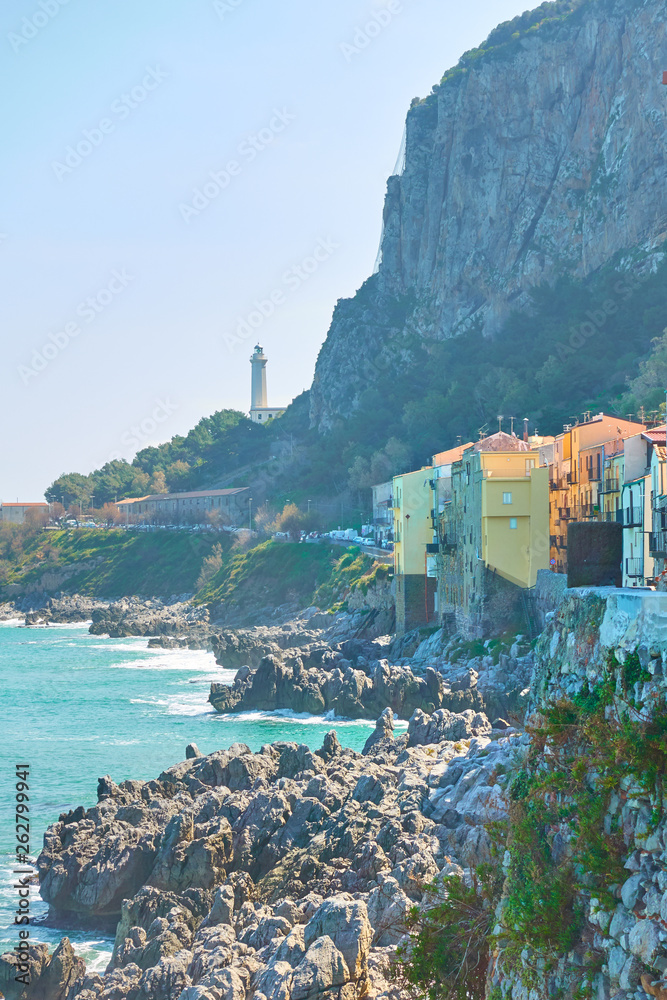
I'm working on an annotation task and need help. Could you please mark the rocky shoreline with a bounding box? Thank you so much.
[1,594,534,725]
[0,591,534,1000]
[1,704,520,1000]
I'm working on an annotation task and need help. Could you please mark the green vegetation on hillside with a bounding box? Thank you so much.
[42,255,667,518]
[438,0,585,86]
[45,409,273,507]
[195,540,376,613]
[293,258,667,497]
[0,526,231,598]
[398,645,667,998]
[0,525,383,614]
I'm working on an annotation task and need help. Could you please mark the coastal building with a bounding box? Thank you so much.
[619,426,666,587]
[548,413,645,572]
[371,480,393,546]
[650,442,667,580]
[249,344,285,424]
[392,468,437,632]
[437,432,549,637]
[0,502,49,524]
[431,442,474,520]
[116,488,251,526]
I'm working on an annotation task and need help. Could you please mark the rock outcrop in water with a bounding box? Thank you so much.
[18,714,523,1000]
[208,653,482,720]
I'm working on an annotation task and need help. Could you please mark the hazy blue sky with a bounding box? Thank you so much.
[2,0,531,499]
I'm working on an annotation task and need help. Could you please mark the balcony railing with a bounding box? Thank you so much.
[625,557,643,579]
[599,510,623,524]
[598,478,619,494]
[650,531,667,557]
[624,507,643,527]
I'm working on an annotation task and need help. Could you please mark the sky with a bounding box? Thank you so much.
[1,0,532,500]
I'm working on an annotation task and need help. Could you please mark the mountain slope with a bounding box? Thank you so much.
[310,0,667,430]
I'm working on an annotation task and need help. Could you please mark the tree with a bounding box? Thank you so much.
[254,503,278,538]
[49,502,66,523]
[100,503,123,526]
[195,542,225,591]
[150,470,168,494]
[25,507,49,529]
[45,472,92,506]
[275,502,306,540]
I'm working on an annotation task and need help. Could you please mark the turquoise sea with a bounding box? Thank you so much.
[1,620,381,970]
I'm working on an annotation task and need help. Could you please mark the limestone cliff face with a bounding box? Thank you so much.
[310,0,667,429]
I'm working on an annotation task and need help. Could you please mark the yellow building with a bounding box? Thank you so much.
[438,436,549,637]
[392,468,437,632]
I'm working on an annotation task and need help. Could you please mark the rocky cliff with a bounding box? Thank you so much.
[310,0,667,430]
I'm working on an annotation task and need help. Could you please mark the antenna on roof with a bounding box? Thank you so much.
[509,416,516,436]
[497,415,503,433]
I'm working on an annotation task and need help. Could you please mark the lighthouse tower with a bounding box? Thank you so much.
[249,345,285,423]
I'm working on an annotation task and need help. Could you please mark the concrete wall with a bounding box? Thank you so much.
[395,573,436,632]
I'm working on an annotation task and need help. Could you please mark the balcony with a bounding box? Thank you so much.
[650,531,667,558]
[624,507,643,527]
[599,510,623,524]
[625,557,643,579]
[599,478,619,495]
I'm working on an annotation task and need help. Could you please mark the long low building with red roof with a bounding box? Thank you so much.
[115,488,251,525]
[0,502,49,525]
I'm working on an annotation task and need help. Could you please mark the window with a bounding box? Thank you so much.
[503,492,512,504]
[509,517,518,529]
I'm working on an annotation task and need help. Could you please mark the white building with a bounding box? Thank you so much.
[249,344,285,424]
[0,502,49,524]
[621,428,665,587]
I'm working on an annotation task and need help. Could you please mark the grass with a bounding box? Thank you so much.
[195,540,378,613]
[1,528,228,598]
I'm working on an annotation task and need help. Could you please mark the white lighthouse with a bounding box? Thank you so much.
[249,344,285,423]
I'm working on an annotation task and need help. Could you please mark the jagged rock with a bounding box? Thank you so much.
[290,936,349,999]
[362,708,395,755]
[186,744,203,759]
[0,938,84,1000]
[23,722,531,1000]
[407,708,491,747]
[209,652,474,721]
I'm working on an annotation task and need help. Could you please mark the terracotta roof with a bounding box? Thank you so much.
[474,431,532,453]
[117,488,250,505]
[643,425,667,443]
[1,502,48,507]
[654,445,667,462]
[432,443,474,466]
